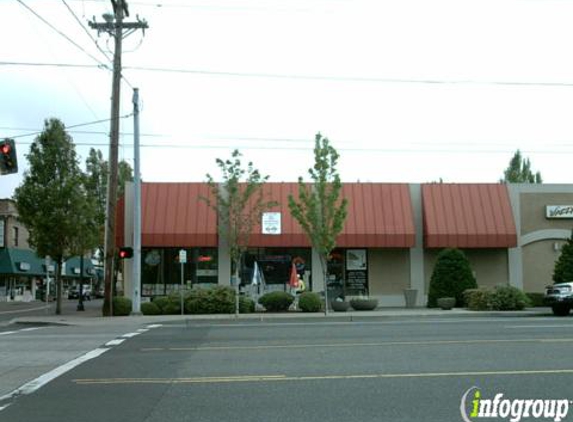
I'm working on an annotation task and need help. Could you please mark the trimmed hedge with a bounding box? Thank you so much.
[185,286,235,314]
[464,288,492,311]
[298,292,322,312]
[464,286,531,311]
[112,296,132,316]
[428,248,477,308]
[141,301,161,315]
[526,292,545,308]
[239,296,256,313]
[258,291,294,312]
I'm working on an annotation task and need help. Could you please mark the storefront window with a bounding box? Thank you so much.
[241,248,312,289]
[327,248,369,298]
[141,247,218,297]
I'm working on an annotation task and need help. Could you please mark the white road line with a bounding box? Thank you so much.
[137,328,149,333]
[19,327,43,332]
[147,324,163,329]
[506,325,573,329]
[0,331,16,336]
[0,404,11,412]
[0,327,45,336]
[122,332,141,338]
[105,339,126,346]
[0,347,109,402]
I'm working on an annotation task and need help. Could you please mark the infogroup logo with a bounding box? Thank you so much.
[460,387,571,422]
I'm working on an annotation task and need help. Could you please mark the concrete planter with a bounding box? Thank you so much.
[331,300,350,312]
[350,298,378,311]
[437,297,456,310]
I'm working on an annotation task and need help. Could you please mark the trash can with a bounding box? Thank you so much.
[403,288,418,308]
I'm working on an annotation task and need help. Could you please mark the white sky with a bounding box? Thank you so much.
[2,0,573,199]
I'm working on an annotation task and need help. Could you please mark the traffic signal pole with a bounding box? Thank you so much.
[132,88,142,315]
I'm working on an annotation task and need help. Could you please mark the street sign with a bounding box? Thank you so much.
[179,249,187,264]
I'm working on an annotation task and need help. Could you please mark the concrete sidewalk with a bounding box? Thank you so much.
[0,299,554,328]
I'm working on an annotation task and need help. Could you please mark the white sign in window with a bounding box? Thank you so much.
[546,205,573,219]
[262,212,281,235]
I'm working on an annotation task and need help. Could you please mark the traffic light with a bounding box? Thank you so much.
[0,138,17,175]
[118,247,133,259]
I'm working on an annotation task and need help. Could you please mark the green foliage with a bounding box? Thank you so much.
[239,296,256,313]
[490,286,531,311]
[428,248,477,308]
[258,291,295,312]
[152,295,180,315]
[112,296,132,316]
[464,288,492,311]
[152,296,170,313]
[141,302,161,315]
[553,234,573,285]
[501,149,542,183]
[526,292,545,307]
[185,286,235,314]
[464,286,531,311]
[298,292,322,312]
[14,118,97,315]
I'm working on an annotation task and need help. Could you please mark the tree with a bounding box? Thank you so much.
[14,118,96,315]
[288,133,348,314]
[84,148,133,259]
[501,150,542,183]
[203,150,276,315]
[553,233,573,285]
[427,248,477,307]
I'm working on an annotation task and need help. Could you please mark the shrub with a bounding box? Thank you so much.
[526,292,545,307]
[112,296,132,316]
[258,291,294,312]
[152,296,171,313]
[141,301,161,315]
[298,292,322,312]
[463,288,492,311]
[428,248,477,308]
[239,296,255,313]
[553,234,573,285]
[185,286,235,314]
[490,286,531,311]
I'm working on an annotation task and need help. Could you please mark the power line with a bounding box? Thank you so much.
[16,0,111,70]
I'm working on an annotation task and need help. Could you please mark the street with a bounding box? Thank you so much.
[1,314,573,421]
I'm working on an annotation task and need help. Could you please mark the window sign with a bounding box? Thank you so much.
[346,249,367,270]
[19,262,31,271]
[546,205,573,219]
[262,212,281,235]
[179,249,187,264]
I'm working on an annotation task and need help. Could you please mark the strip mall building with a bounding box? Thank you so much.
[117,182,573,306]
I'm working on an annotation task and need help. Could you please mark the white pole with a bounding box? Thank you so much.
[180,261,184,316]
[132,88,142,315]
[45,256,50,313]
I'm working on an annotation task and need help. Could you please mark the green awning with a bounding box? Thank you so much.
[63,256,96,278]
[0,248,45,277]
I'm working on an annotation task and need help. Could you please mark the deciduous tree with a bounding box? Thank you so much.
[501,150,542,183]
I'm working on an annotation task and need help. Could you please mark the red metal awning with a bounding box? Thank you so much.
[422,184,517,248]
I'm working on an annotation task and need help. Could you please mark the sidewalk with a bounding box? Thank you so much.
[0,299,554,328]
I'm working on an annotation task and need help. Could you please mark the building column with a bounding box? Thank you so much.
[218,236,231,286]
[311,248,324,293]
[409,184,425,306]
[123,181,134,298]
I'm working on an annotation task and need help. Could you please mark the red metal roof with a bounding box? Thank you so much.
[249,183,415,248]
[422,184,517,248]
[140,183,218,247]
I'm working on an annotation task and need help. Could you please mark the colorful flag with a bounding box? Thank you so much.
[289,263,299,288]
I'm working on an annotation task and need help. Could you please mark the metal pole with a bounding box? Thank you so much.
[131,87,142,315]
[45,256,50,313]
[180,262,184,316]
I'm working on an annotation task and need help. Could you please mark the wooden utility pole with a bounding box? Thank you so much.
[89,1,148,316]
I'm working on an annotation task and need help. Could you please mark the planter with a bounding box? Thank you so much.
[403,288,418,308]
[437,297,456,310]
[331,300,350,312]
[349,298,378,311]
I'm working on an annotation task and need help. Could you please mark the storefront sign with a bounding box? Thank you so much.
[19,262,31,271]
[346,249,367,270]
[197,269,218,277]
[179,249,187,264]
[262,212,281,234]
[546,205,573,219]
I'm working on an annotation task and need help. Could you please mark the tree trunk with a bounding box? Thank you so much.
[233,258,240,317]
[55,256,63,315]
[320,254,329,315]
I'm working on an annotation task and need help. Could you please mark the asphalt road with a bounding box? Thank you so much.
[2,316,573,421]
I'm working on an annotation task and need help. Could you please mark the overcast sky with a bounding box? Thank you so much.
[2,0,573,199]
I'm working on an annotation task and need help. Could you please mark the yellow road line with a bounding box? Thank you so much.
[140,338,573,353]
[73,368,573,385]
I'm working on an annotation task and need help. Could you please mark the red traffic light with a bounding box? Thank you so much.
[118,247,134,259]
[0,143,10,154]
[0,139,17,175]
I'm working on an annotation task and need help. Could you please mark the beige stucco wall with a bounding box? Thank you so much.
[522,240,561,293]
[368,248,409,295]
[0,199,30,249]
[520,193,573,235]
[424,248,509,291]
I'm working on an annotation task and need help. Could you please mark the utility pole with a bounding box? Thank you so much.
[89,1,148,316]
[132,87,142,315]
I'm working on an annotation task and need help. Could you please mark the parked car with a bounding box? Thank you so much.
[544,282,573,316]
[67,285,92,301]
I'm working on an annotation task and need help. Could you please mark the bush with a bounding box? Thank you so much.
[152,296,171,313]
[258,291,294,312]
[141,301,161,315]
[152,295,182,315]
[112,296,132,316]
[185,286,235,314]
[490,286,531,311]
[239,296,255,313]
[298,292,322,312]
[526,292,545,307]
[464,288,492,311]
[428,248,477,308]
[553,234,573,285]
